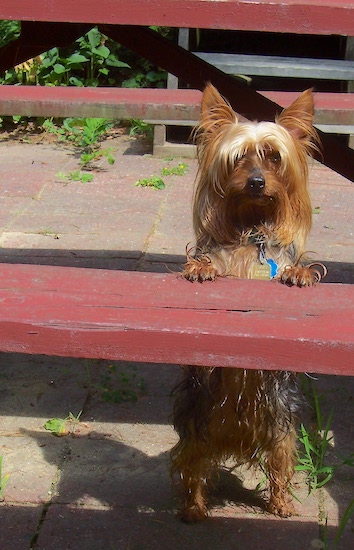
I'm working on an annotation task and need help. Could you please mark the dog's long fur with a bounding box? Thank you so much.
[182,83,323,285]
[171,84,324,523]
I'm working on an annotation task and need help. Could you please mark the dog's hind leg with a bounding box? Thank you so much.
[175,454,211,523]
[265,427,297,517]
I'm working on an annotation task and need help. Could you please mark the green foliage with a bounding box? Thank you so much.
[135,175,166,190]
[43,117,116,182]
[161,162,188,176]
[0,455,10,501]
[296,379,354,494]
[296,419,335,492]
[44,411,82,436]
[135,161,190,190]
[93,363,146,404]
[60,117,114,147]
[56,170,94,184]
[82,360,146,404]
[0,20,20,47]
[0,25,167,88]
[129,119,154,140]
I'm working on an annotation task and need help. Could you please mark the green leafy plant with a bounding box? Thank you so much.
[0,25,167,88]
[296,379,354,493]
[296,418,335,492]
[49,117,116,182]
[83,361,146,404]
[0,455,10,501]
[135,161,189,190]
[44,411,82,436]
[129,119,154,140]
[135,175,165,190]
[98,364,146,404]
[161,162,188,176]
[0,20,20,48]
[80,148,115,168]
[61,117,114,148]
[56,170,94,184]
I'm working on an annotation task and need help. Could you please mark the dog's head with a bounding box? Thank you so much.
[194,84,319,245]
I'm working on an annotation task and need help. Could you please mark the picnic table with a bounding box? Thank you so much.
[0,1,353,375]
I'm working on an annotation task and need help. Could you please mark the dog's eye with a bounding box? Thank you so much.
[269,151,281,163]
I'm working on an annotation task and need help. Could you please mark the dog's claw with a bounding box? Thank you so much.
[279,262,326,287]
[181,258,218,282]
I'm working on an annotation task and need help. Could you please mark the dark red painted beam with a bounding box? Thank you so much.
[1,85,354,125]
[0,86,203,119]
[0,264,353,376]
[1,1,353,36]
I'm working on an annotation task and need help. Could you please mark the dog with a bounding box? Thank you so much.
[170,84,325,523]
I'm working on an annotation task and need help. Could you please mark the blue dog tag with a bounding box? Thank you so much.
[266,258,279,278]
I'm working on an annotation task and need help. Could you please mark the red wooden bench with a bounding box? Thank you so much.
[0,264,353,376]
[0,1,353,375]
[1,86,353,129]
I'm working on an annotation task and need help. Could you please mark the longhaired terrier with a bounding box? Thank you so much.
[171,83,325,523]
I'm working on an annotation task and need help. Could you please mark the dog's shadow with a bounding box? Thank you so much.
[208,466,269,513]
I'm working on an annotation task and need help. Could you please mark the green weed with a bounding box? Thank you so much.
[129,119,154,140]
[80,148,115,168]
[296,378,354,549]
[135,161,189,190]
[99,364,146,404]
[50,117,115,182]
[161,162,188,176]
[0,25,167,89]
[56,170,94,184]
[44,411,83,436]
[84,361,146,404]
[61,117,114,148]
[0,455,10,501]
[296,379,354,494]
[135,175,165,190]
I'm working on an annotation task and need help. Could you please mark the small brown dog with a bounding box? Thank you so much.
[171,84,325,523]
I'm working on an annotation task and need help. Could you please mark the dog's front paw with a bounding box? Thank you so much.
[279,262,326,287]
[181,257,219,282]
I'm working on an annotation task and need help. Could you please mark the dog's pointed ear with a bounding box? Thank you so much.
[277,89,316,142]
[200,83,237,130]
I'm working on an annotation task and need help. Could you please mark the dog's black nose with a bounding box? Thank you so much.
[247,173,265,194]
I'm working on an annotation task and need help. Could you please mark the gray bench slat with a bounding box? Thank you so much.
[194,53,354,80]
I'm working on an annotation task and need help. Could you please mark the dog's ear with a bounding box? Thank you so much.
[200,83,237,130]
[277,89,316,142]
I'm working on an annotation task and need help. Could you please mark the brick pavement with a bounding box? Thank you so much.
[0,130,352,549]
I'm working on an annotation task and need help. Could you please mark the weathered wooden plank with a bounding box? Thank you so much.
[0,87,202,120]
[0,1,353,36]
[194,53,354,80]
[1,86,354,126]
[0,264,352,376]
